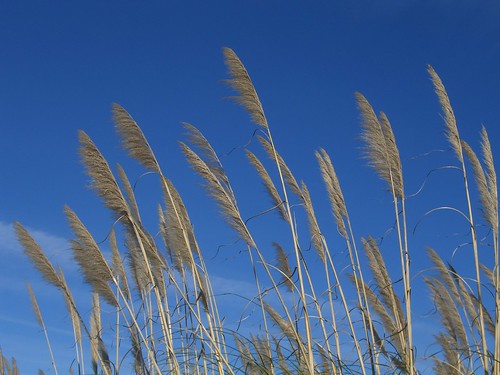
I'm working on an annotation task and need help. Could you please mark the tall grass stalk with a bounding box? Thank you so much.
[7,49,498,375]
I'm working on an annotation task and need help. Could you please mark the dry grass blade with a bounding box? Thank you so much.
[223,47,268,129]
[427,65,462,162]
[274,242,294,292]
[15,222,62,289]
[180,141,255,248]
[315,148,347,238]
[79,130,130,220]
[65,206,117,306]
[113,103,158,172]
[246,150,288,222]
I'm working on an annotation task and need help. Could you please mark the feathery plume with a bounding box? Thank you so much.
[356,93,403,198]
[109,228,131,301]
[378,111,404,197]
[301,182,324,261]
[274,242,294,292]
[264,302,296,342]
[258,135,302,198]
[427,65,462,162]
[223,47,268,129]
[65,206,117,306]
[26,283,44,328]
[113,103,158,172]
[15,222,62,289]
[480,127,498,232]
[159,205,185,276]
[480,263,494,284]
[162,175,199,257]
[125,232,150,295]
[57,268,82,345]
[246,150,288,222]
[425,277,467,348]
[116,163,141,223]
[183,123,230,190]
[362,237,404,326]
[180,141,255,247]
[79,131,130,220]
[426,247,460,302]
[315,148,347,238]
[462,140,496,229]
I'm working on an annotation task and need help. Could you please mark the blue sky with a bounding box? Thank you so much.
[1,1,500,373]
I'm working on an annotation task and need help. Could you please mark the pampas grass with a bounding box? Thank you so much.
[4,50,498,375]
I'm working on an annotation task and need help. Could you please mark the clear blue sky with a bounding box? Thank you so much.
[1,1,499,373]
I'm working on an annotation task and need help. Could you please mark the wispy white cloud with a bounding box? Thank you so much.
[0,220,71,262]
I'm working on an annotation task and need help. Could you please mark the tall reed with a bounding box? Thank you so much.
[5,50,498,375]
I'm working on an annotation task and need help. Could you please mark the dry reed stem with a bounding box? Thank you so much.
[223,48,320,374]
[57,268,84,374]
[26,283,59,375]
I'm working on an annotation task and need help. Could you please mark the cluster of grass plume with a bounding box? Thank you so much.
[2,49,498,375]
